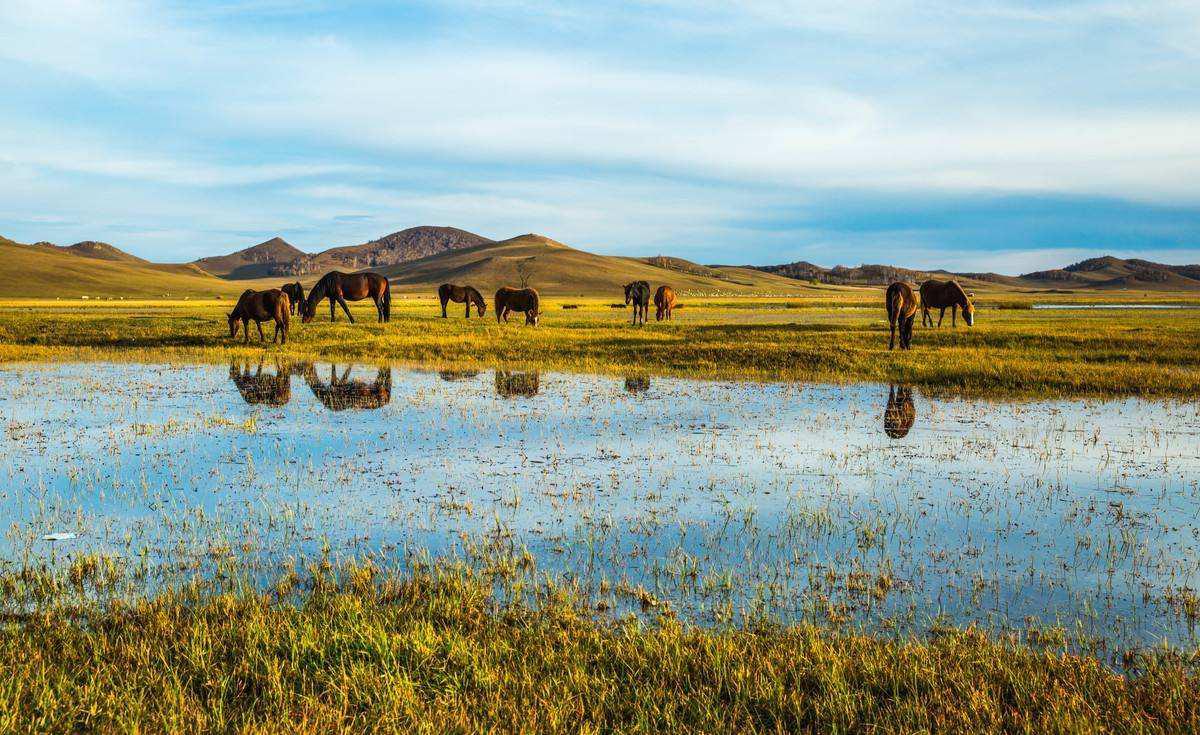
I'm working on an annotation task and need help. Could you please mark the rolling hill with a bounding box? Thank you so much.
[1020,256,1200,289]
[755,255,1200,291]
[0,236,245,298]
[381,234,826,295]
[193,237,308,279]
[192,226,492,279]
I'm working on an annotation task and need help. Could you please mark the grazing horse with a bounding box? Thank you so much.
[495,370,539,398]
[654,285,676,321]
[919,279,975,328]
[280,282,305,315]
[883,385,916,438]
[300,363,392,410]
[495,287,540,326]
[886,282,919,350]
[623,281,651,325]
[438,283,486,318]
[229,359,291,406]
[302,271,391,324]
[228,289,290,344]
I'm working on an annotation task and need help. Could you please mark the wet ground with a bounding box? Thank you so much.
[2,361,1198,655]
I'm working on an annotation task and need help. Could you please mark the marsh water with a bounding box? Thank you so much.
[2,361,1198,655]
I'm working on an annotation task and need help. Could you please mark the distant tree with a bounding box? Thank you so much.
[516,257,536,288]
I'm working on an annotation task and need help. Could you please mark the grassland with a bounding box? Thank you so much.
[1,291,1198,395]
[2,562,1197,734]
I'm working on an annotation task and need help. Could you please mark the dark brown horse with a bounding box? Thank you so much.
[229,359,291,406]
[886,282,918,350]
[302,271,391,324]
[883,385,916,438]
[300,363,392,410]
[920,279,975,328]
[624,281,651,325]
[438,283,486,318]
[654,285,676,321]
[228,289,290,344]
[280,282,305,315]
[495,287,540,326]
[495,370,539,398]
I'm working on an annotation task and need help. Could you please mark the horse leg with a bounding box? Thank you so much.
[441,296,448,318]
[889,318,896,350]
[951,305,957,327]
[330,298,337,322]
[903,315,914,349]
[465,301,471,319]
[337,296,355,324]
[936,308,945,327]
[257,321,265,342]
[242,319,250,344]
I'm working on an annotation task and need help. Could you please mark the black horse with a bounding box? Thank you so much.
[623,281,651,325]
[280,282,305,316]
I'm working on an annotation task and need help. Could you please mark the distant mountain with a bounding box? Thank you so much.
[193,237,308,279]
[0,236,243,298]
[755,255,1200,291]
[30,240,149,264]
[307,226,493,273]
[192,226,493,279]
[1020,256,1200,289]
[379,234,816,295]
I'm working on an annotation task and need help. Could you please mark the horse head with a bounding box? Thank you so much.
[227,312,239,338]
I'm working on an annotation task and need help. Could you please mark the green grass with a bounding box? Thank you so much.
[1,295,1198,395]
[2,562,1197,734]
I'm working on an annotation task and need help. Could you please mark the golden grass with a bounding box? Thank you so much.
[1,563,1197,734]
[0,294,1198,395]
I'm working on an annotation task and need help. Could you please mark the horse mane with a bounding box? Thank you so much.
[947,280,971,304]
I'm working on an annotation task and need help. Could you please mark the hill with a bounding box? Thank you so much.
[28,240,151,264]
[193,237,308,279]
[193,227,492,279]
[0,236,245,298]
[1020,256,1200,289]
[755,255,1200,291]
[381,234,825,295]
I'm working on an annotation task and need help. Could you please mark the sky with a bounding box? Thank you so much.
[1,0,1198,273]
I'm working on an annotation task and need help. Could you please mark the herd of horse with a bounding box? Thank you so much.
[227,267,975,352]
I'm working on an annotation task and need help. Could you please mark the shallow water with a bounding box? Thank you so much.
[2,361,1199,654]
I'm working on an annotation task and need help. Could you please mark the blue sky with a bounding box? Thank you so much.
[1,0,1198,273]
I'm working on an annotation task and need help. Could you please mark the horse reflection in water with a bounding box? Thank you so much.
[495,370,539,398]
[300,363,392,410]
[229,359,291,406]
[439,369,480,382]
[624,375,650,394]
[883,385,916,438]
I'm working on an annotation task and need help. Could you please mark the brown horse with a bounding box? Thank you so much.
[920,279,975,328]
[302,271,391,323]
[654,285,676,321]
[228,289,290,344]
[495,370,540,398]
[280,282,305,315]
[886,282,918,350]
[300,363,392,410]
[624,281,651,325]
[229,359,291,406]
[883,385,916,438]
[438,283,486,318]
[495,287,540,326]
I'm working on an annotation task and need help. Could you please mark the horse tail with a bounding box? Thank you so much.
[381,277,392,322]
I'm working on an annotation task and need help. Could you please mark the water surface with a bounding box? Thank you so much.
[2,361,1198,655]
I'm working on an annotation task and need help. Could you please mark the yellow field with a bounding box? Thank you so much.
[1,291,1198,395]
